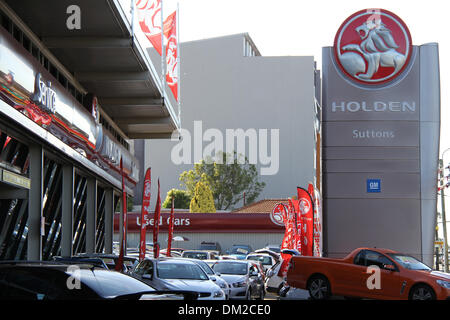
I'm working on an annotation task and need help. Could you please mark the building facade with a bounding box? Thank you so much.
[0,0,179,260]
[138,33,320,210]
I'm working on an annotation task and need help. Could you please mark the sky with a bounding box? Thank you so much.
[169,0,449,158]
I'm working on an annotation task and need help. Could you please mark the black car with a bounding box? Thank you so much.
[52,253,138,273]
[0,262,197,300]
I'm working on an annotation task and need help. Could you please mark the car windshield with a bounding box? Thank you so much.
[156,263,209,280]
[212,262,248,275]
[388,254,432,271]
[183,252,208,260]
[247,256,272,265]
[194,260,215,275]
[230,247,250,255]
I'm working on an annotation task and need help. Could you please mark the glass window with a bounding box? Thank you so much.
[387,254,431,271]
[363,251,395,269]
[134,260,153,276]
[353,250,366,266]
[212,262,248,275]
[156,263,208,280]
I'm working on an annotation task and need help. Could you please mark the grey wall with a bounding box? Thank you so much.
[115,232,284,253]
[143,34,317,210]
[322,44,440,265]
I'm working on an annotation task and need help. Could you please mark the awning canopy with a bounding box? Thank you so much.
[5,0,179,139]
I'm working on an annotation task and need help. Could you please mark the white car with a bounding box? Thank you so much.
[211,260,265,300]
[264,260,285,295]
[246,253,277,272]
[131,258,225,300]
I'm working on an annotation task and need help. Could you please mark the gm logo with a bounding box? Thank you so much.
[367,179,381,193]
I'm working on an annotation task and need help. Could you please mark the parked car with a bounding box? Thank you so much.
[53,253,138,274]
[286,247,450,300]
[246,253,277,272]
[160,248,182,257]
[263,244,281,254]
[130,258,226,300]
[180,258,231,299]
[225,244,253,260]
[181,250,219,260]
[211,260,265,300]
[0,262,197,300]
[265,249,300,296]
[199,241,222,255]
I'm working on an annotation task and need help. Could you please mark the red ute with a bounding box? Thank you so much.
[286,247,450,300]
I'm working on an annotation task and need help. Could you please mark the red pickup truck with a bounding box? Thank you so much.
[286,247,450,300]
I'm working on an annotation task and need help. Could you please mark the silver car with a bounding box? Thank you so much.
[131,258,225,300]
[211,260,265,300]
[180,258,231,299]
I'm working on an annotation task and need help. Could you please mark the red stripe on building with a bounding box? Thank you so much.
[114,212,284,233]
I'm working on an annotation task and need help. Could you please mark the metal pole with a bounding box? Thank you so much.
[439,159,449,272]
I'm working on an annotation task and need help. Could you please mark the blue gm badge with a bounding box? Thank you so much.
[367,179,381,193]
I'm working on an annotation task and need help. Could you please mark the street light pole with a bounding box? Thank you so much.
[439,147,450,272]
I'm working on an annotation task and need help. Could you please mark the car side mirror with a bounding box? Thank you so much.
[142,273,153,280]
[210,276,217,282]
[215,272,221,277]
[383,264,396,272]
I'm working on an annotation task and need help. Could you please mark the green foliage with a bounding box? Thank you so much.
[162,188,191,209]
[189,179,216,213]
[180,151,266,210]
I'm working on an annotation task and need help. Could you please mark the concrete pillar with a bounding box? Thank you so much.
[61,165,74,256]
[104,188,114,254]
[86,177,97,253]
[27,145,43,260]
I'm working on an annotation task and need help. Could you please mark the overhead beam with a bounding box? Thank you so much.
[75,71,150,82]
[114,117,173,125]
[126,132,177,139]
[99,97,163,107]
[43,37,132,49]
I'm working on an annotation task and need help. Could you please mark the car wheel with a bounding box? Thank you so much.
[409,284,436,301]
[307,275,331,300]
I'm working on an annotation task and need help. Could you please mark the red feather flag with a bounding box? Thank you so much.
[166,194,175,257]
[153,179,161,258]
[297,187,314,256]
[139,168,151,262]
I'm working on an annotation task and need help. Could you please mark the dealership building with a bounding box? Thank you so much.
[0,0,179,260]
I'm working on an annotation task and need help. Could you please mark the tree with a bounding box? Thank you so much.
[189,178,216,213]
[180,151,266,210]
[162,189,191,209]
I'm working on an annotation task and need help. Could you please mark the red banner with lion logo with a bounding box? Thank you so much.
[297,187,314,256]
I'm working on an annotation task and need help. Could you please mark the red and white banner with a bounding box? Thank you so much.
[164,11,178,101]
[166,195,175,257]
[116,157,127,272]
[297,187,314,256]
[277,203,292,278]
[309,184,323,257]
[152,179,162,258]
[136,0,162,55]
[138,168,151,261]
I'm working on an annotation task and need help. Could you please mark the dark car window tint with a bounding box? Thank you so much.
[134,260,153,276]
[157,263,209,280]
[364,251,394,269]
[354,250,366,266]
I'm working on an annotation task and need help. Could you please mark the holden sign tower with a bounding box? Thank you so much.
[322,9,440,266]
